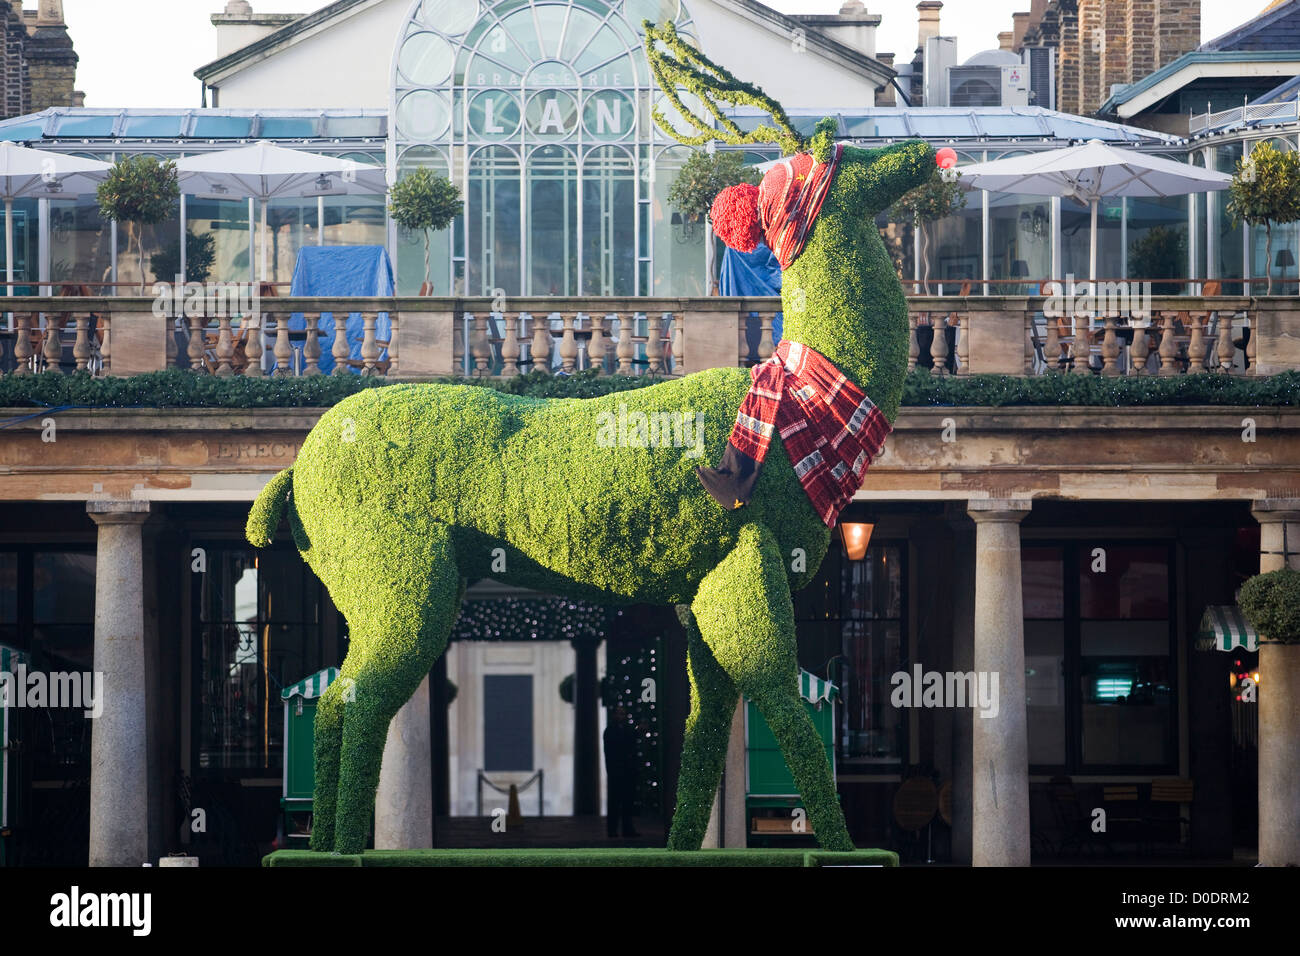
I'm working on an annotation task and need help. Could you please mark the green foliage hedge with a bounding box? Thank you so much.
[5,368,1299,411]
[263,848,899,867]
[902,369,1300,407]
[1239,569,1300,644]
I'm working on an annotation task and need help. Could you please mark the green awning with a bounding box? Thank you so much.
[799,669,838,708]
[1198,605,1258,653]
[1,644,25,831]
[0,644,26,673]
[281,667,340,701]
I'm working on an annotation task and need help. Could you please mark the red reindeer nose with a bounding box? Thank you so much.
[936,147,957,169]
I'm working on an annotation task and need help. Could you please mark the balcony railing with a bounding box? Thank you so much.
[1189,99,1300,136]
[0,294,1296,380]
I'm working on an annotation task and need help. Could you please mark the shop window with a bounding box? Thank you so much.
[793,540,905,767]
[193,545,328,775]
[29,551,96,775]
[1077,544,1173,768]
[0,546,96,867]
[1023,546,1065,765]
[0,550,16,628]
[1022,541,1176,773]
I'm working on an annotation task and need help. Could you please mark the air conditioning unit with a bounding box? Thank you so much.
[1002,64,1030,107]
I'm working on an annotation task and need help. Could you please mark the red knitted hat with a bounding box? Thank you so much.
[709,144,844,270]
[710,182,762,253]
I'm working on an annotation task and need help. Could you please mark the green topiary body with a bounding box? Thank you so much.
[247,140,934,855]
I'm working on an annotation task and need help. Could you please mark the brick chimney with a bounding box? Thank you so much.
[917,0,943,48]
[26,0,79,112]
[876,51,896,105]
[1012,11,1030,50]
[998,31,1014,50]
[213,2,301,59]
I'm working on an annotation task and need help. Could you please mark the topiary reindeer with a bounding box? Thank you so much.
[246,21,934,855]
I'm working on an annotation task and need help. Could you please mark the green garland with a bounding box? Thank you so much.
[6,367,1299,412]
[453,597,615,642]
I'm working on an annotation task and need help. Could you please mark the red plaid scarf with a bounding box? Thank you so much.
[760,144,843,270]
[697,340,892,528]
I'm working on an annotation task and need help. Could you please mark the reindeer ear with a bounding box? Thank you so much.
[642,20,804,156]
[807,117,838,165]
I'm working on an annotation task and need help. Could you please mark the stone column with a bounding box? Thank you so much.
[87,500,150,867]
[705,699,748,847]
[967,499,1032,867]
[723,699,747,847]
[375,674,432,849]
[1250,500,1300,867]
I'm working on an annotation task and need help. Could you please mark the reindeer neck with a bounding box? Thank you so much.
[775,193,909,420]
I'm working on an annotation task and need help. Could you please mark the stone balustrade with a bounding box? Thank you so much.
[0,294,1296,379]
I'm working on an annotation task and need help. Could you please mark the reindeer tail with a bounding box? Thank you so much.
[246,467,294,547]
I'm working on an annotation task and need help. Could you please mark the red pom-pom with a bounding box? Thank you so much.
[710,183,762,253]
[936,147,957,169]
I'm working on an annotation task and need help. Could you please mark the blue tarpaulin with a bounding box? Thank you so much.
[721,241,782,344]
[288,246,393,375]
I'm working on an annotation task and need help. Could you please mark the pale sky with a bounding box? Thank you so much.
[62,0,1258,109]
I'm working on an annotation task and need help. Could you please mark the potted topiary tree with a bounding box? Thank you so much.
[1239,567,1300,645]
[388,167,462,295]
[96,155,180,294]
[1238,565,1300,865]
[1226,142,1300,294]
[668,150,761,291]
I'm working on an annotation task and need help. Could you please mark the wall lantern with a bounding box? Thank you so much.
[840,521,874,561]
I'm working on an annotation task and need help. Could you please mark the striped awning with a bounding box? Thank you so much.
[799,669,839,707]
[0,644,26,673]
[1,645,24,831]
[281,667,340,701]
[1198,606,1258,653]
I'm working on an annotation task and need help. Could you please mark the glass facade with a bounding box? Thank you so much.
[0,8,1293,299]
[392,0,699,295]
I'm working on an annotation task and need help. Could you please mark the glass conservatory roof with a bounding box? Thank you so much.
[0,108,389,143]
[0,105,1179,150]
[726,106,1182,147]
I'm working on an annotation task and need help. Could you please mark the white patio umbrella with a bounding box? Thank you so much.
[0,141,111,304]
[175,141,388,283]
[956,139,1231,281]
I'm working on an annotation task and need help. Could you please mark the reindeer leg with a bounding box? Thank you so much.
[309,667,349,852]
[690,523,854,852]
[666,605,739,850]
[329,519,460,855]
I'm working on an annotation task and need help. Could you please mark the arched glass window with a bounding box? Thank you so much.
[392,0,698,295]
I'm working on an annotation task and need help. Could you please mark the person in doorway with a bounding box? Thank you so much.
[603,705,640,838]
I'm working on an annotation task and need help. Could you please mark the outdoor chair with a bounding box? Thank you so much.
[891,776,939,863]
[202,320,251,375]
[1043,775,1097,859]
[1140,777,1194,857]
[1101,783,1142,855]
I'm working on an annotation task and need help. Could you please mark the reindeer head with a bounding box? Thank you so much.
[643,21,936,269]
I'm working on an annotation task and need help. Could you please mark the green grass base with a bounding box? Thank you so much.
[262,847,899,868]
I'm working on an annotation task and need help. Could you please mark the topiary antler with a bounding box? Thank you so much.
[642,20,805,156]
